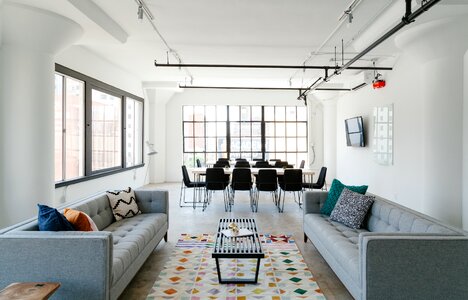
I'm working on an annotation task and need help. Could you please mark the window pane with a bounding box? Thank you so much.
[184,123,194,137]
[231,137,240,151]
[183,106,193,121]
[54,74,63,181]
[266,138,275,151]
[241,123,251,137]
[217,106,227,121]
[65,77,85,180]
[206,138,216,152]
[231,122,240,137]
[275,107,285,121]
[297,123,307,137]
[287,153,297,166]
[205,106,216,121]
[286,138,297,151]
[184,138,194,152]
[264,106,274,121]
[242,139,251,151]
[276,138,285,151]
[194,138,205,152]
[194,106,204,121]
[265,123,274,136]
[194,123,204,136]
[125,98,143,167]
[240,106,250,121]
[252,123,261,137]
[252,106,262,121]
[298,137,307,151]
[286,123,296,136]
[92,89,121,171]
[229,106,239,121]
[206,122,216,136]
[286,107,296,121]
[252,138,262,151]
[217,122,226,136]
[184,153,194,167]
[218,137,227,152]
[276,123,285,136]
[297,107,307,121]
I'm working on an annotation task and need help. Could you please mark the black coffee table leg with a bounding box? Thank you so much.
[215,258,262,284]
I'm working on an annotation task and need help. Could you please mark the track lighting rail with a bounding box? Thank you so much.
[297,0,441,100]
[177,84,366,92]
[155,61,392,71]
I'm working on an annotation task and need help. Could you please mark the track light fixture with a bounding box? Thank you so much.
[137,5,144,21]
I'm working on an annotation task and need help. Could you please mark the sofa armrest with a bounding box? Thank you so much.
[134,189,169,215]
[0,231,112,299]
[303,191,328,215]
[359,232,468,300]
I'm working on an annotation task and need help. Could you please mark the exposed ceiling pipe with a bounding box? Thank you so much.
[136,0,194,81]
[298,0,441,100]
[154,62,392,71]
[178,85,354,92]
[288,0,364,83]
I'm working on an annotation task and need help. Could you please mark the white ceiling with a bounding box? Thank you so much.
[7,0,468,90]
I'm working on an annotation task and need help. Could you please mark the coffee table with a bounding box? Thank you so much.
[0,282,60,300]
[212,218,264,284]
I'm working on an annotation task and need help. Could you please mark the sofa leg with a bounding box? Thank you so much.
[304,233,308,243]
[164,232,168,242]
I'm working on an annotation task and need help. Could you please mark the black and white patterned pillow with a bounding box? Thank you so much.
[330,188,375,229]
[106,187,141,221]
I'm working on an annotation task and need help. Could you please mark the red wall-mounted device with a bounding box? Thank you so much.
[372,80,386,89]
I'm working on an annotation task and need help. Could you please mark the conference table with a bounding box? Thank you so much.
[191,167,314,183]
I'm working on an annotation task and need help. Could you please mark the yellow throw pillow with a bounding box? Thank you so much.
[63,208,93,231]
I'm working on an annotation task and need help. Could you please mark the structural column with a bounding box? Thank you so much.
[322,99,337,181]
[395,15,468,228]
[0,3,82,228]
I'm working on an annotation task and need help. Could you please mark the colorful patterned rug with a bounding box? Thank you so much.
[146,233,326,299]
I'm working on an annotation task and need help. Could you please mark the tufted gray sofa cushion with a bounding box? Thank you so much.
[73,194,115,230]
[364,195,461,235]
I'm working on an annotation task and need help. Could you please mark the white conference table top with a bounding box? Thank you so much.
[190,167,314,177]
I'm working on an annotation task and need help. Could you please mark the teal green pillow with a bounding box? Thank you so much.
[320,179,368,216]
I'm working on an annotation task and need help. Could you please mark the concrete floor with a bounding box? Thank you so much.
[119,182,354,300]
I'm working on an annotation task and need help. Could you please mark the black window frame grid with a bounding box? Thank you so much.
[182,105,308,167]
[55,64,144,188]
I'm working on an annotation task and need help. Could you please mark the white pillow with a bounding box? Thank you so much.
[106,187,141,221]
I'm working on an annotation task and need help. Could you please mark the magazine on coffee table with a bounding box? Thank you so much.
[221,228,254,237]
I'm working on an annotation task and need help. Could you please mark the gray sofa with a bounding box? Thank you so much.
[303,191,468,300]
[0,188,169,300]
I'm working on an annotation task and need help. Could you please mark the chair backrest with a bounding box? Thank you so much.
[256,169,278,191]
[252,158,264,161]
[214,160,230,168]
[315,167,327,188]
[275,161,288,168]
[231,168,252,191]
[181,165,192,186]
[196,159,202,168]
[281,169,303,191]
[299,160,305,169]
[235,161,250,168]
[254,161,270,168]
[206,168,229,190]
[235,158,247,161]
[217,158,229,161]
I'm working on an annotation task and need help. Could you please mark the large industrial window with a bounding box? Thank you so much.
[54,64,144,187]
[182,105,307,167]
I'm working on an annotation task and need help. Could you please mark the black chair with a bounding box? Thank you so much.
[299,160,305,169]
[278,169,303,212]
[254,161,270,168]
[217,158,229,162]
[252,158,264,161]
[253,169,278,212]
[229,168,253,212]
[205,168,230,211]
[303,167,327,191]
[235,158,247,161]
[214,160,230,168]
[196,159,203,168]
[180,165,206,208]
[234,161,250,168]
[275,161,289,168]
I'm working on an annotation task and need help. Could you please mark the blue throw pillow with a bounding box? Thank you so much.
[37,204,75,231]
[320,179,368,216]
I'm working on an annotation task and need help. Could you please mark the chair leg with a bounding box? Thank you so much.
[179,181,184,207]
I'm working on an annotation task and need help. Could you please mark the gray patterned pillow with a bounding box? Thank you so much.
[330,188,375,229]
[106,187,141,221]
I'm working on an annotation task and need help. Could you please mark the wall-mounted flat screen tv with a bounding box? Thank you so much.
[345,116,365,147]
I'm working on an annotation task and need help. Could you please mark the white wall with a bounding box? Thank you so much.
[335,16,468,228]
[165,89,311,182]
[54,45,147,206]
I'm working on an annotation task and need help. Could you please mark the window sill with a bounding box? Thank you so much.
[55,164,145,188]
